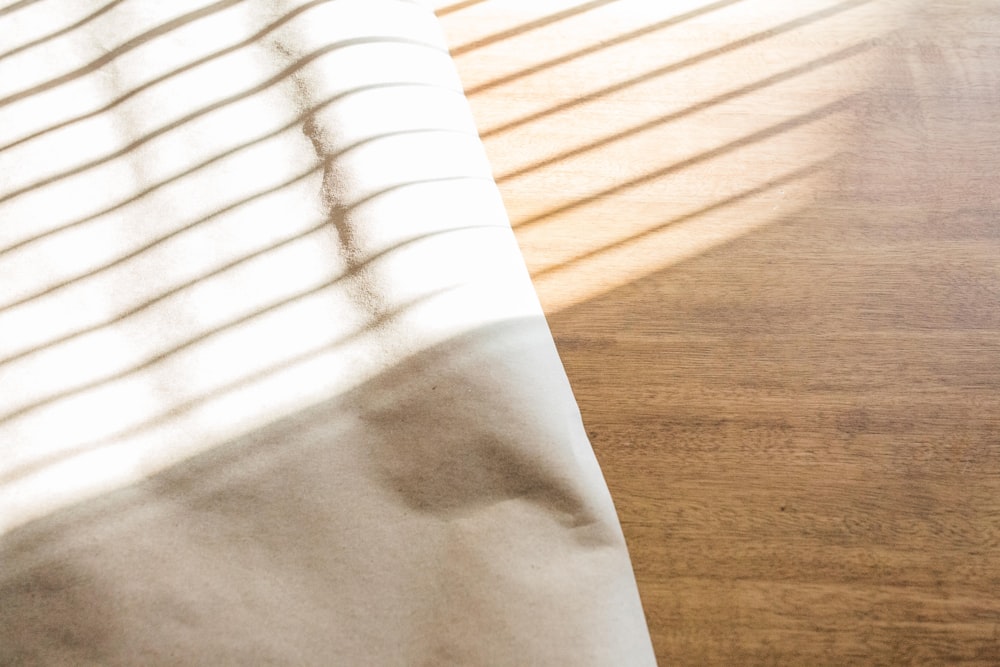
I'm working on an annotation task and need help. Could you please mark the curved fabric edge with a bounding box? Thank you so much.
[0,0,655,664]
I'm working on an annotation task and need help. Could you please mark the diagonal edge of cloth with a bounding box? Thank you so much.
[0,0,655,664]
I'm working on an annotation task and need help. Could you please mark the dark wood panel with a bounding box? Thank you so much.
[436,0,1000,662]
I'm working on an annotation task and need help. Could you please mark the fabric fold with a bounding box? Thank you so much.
[0,1,655,663]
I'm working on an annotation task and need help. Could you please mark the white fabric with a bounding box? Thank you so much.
[0,1,655,664]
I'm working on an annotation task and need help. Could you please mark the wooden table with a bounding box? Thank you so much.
[435,1,1000,663]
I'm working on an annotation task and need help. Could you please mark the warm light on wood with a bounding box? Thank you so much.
[437,0,1000,663]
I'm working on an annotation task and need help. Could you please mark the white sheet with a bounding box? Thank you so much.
[0,1,655,663]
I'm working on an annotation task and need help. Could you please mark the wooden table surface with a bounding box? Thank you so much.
[434,1,1000,663]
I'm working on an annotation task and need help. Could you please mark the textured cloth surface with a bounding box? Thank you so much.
[0,1,654,664]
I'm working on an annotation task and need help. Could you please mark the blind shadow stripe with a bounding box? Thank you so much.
[479,0,873,139]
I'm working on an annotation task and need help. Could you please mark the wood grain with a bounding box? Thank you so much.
[435,0,1000,663]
